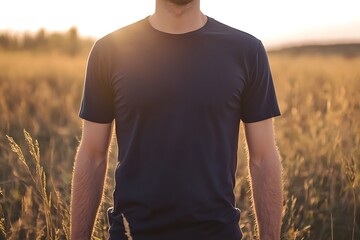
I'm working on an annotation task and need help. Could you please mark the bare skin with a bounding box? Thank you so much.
[245,119,283,239]
[149,0,207,34]
[70,120,113,239]
[70,1,283,239]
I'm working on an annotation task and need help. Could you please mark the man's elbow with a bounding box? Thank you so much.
[249,146,280,169]
[75,143,109,168]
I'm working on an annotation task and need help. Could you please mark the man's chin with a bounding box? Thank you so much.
[167,0,195,6]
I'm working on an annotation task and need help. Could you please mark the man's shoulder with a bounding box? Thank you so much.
[94,17,148,49]
[208,18,260,44]
[206,17,262,54]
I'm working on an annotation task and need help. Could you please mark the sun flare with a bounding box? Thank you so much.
[1,0,360,47]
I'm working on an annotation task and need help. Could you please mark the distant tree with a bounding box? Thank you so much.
[22,32,36,50]
[35,28,47,49]
[67,26,79,56]
[0,33,19,50]
[0,33,11,49]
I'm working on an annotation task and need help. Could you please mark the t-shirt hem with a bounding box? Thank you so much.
[241,111,281,123]
[79,112,114,124]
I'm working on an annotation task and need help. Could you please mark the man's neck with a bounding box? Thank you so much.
[149,0,207,34]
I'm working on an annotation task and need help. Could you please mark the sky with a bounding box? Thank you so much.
[1,0,360,48]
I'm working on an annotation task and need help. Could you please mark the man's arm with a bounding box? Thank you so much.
[70,120,114,240]
[244,118,283,240]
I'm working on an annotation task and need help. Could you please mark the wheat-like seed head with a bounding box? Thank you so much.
[343,156,356,188]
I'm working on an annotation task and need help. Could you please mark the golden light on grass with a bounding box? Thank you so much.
[0,43,359,239]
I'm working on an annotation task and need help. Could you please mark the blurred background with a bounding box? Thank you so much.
[1,0,360,48]
[0,1,359,239]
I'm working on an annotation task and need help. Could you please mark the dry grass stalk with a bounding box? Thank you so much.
[342,156,357,240]
[6,130,55,240]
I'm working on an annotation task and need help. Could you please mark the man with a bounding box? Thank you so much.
[70,0,283,239]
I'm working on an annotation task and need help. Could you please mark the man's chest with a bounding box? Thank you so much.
[109,46,248,115]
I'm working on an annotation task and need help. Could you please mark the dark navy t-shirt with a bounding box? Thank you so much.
[79,16,281,240]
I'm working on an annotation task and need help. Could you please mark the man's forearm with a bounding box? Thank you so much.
[70,149,108,240]
[249,149,283,240]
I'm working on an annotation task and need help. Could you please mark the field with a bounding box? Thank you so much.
[0,46,359,239]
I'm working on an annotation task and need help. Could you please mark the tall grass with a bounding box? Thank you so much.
[343,156,357,240]
[6,130,55,239]
[0,49,359,239]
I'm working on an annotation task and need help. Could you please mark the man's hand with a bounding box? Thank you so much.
[70,120,114,239]
[244,118,283,240]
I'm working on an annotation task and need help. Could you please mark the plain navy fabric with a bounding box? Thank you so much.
[79,16,281,240]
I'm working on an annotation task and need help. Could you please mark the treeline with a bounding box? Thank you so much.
[269,43,360,57]
[0,27,95,55]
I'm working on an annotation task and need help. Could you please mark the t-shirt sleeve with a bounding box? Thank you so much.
[240,40,281,123]
[79,41,115,123]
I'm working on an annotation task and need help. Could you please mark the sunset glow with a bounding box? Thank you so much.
[2,0,360,47]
